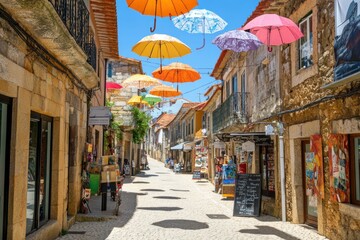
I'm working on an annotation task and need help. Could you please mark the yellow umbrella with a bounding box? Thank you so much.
[126,0,198,32]
[127,95,150,106]
[152,62,200,90]
[150,85,182,98]
[132,34,191,72]
[122,74,161,89]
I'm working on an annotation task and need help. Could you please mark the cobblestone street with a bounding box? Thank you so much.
[58,157,327,240]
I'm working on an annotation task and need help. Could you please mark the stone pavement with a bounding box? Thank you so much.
[58,157,328,240]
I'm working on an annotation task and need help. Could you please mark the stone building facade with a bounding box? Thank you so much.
[211,0,360,239]
[279,0,360,239]
[0,0,118,239]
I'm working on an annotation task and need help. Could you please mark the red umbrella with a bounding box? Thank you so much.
[106,82,123,90]
[242,14,303,51]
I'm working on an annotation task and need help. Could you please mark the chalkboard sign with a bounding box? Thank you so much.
[233,174,261,217]
[192,170,201,179]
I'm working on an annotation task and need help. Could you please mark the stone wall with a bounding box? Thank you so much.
[0,14,88,239]
[279,0,360,239]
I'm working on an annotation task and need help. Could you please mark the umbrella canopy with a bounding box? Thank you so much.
[127,95,150,106]
[142,94,162,105]
[212,30,263,52]
[242,14,303,51]
[132,34,191,71]
[106,82,123,90]
[150,85,182,98]
[172,9,227,49]
[152,62,201,84]
[126,0,198,32]
[122,74,161,89]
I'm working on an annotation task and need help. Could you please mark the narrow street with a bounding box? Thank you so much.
[59,157,326,240]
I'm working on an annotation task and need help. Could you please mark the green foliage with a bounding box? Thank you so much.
[104,100,123,154]
[131,107,151,144]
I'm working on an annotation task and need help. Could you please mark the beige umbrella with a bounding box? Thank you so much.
[122,74,161,89]
[132,34,191,72]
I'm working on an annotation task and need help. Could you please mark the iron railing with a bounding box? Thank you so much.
[212,92,249,134]
[49,0,96,70]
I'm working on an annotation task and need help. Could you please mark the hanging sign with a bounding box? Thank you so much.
[242,141,255,152]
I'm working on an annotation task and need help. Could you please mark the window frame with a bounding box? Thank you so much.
[298,12,313,70]
[350,134,360,206]
[26,112,53,235]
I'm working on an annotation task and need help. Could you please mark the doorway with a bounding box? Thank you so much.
[301,140,318,227]
[0,95,11,239]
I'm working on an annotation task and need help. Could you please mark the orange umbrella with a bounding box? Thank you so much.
[126,0,198,32]
[152,62,201,85]
[150,85,182,98]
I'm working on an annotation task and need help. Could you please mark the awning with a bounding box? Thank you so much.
[170,141,193,151]
[170,142,185,150]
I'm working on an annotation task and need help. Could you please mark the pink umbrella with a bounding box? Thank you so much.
[106,82,123,90]
[242,14,303,51]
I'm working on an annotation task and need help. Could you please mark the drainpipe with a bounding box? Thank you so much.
[277,122,286,222]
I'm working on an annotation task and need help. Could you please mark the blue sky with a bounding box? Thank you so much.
[116,0,260,102]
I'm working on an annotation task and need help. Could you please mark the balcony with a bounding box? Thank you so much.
[212,92,248,134]
[49,0,97,70]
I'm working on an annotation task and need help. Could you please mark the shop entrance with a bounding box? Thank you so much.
[301,140,318,227]
[26,113,53,234]
[0,95,11,239]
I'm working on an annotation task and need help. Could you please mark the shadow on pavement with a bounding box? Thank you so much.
[136,172,159,178]
[254,215,280,222]
[206,214,230,219]
[239,226,301,240]
[140,189,165,192]
[152,219,209,230]
[137,207,183,211]
[132,181,150,184]
[170,189,190,192]
[153,196,183,200]
[155,172,170,174]
[196,180,209,183]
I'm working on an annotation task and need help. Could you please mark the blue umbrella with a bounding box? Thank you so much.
[172,9,227,50]
[212,30,263,52]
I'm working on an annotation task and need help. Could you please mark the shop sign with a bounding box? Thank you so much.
[242,141,255,152]
[89,106,111,126]
[214,141,226,149]
[265,124,275,135]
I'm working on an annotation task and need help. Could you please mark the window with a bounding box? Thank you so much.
[232,74,238,94]
[191,118,194,134]
[350,134,360,205]
[0,95,11,239]
[240,71,246,114]
[26,113,52,234]
[299,13,313,69]
[207,115,210,131]
[225,81,230,99]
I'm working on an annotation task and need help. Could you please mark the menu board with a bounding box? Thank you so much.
[233,174,261,217]
[192,170,201,179]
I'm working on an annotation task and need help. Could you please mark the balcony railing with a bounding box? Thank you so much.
[49,0,96,70]
[212,92,248,134]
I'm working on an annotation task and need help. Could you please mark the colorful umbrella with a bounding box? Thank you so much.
[122,74,161,89]
[212,30,263,52]
[142,94,162,105]
[172,9,227,49]
[127,95,150,106]
[150,85,182,98]
[126,0,198,32]
[132,34,191,72]
[152,62,200,90]
[106,82,123,90]
[242,14,303,51]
